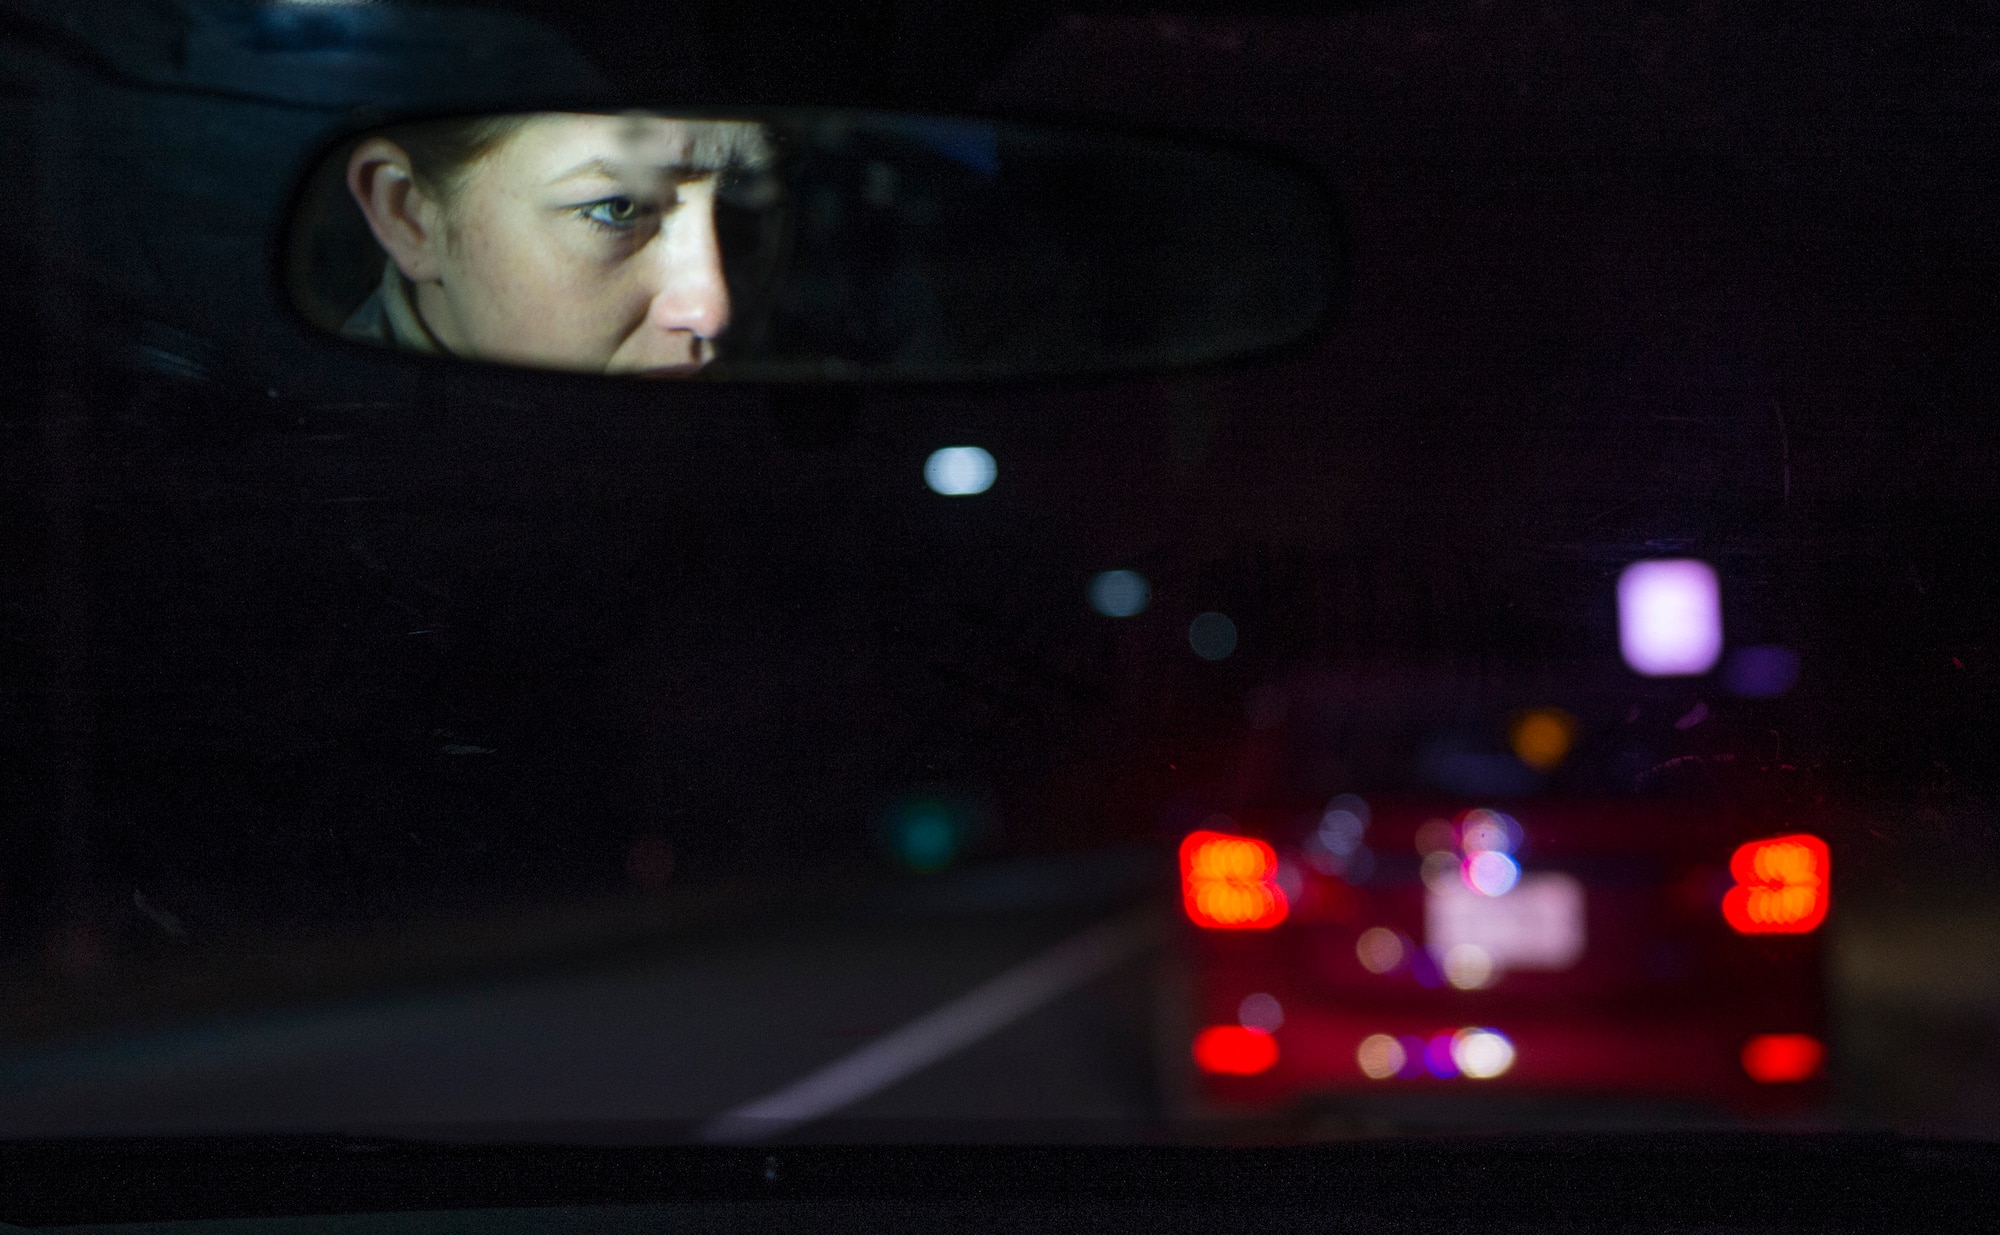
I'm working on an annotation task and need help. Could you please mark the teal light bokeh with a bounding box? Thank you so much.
[881,794,984,873]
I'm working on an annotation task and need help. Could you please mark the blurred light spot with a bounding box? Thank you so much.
[1181,830,1288,929]
[1357,1033,1405,1079]
[1742,1033,1823,1082]
[1724,645,1801,698]
[1442,943,1497,990]
[1357,926,1406,974]
[880,793,983,874]
[1509,708,1577,772]
[1319,807,1367,855]
[1192,1025,1278,1075]
[1238,992,1284,1032]
[1429,871,1588,972]
[1424,1033,1460,1078]
[1723,834,1829,934]
[1189,612,1238,660]
[1674,700,1709,730]
[923,446,996,495]
[1308,802,1370,875]
[1421,850,1462,894]
[1618,559,1723,676]
[1465,851,1521,897]
[1452,1028,1516,1079]
[1409,947,1444,988]
[1087,569,1151,618]
[1397,1035,1429,1077]
[1458,808,1521,855]
[894,808,959,872]
[1415,818,1457,856]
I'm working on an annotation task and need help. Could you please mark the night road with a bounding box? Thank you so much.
[0,857,1169,1144]
[4,850,1998,1143]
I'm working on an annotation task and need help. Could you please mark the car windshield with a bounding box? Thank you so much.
[4,0,1998,1150]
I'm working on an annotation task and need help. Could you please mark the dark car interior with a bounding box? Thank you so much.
[4,0,2000,1229]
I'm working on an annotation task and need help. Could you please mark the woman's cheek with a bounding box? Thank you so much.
[548,262,652,362]
[445,226,526,347]
[451,212,642,366]
[529,265,621,365]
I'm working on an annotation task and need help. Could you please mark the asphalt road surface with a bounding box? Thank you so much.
[0,858,1171,1144]
[2,852,1998,1142]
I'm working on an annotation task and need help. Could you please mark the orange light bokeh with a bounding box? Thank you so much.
[1722,834,1829,934]
[1509,707,1578,772]
[1181,830,1289,929]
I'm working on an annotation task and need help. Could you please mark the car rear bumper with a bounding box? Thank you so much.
[1193,1000,1829,1118]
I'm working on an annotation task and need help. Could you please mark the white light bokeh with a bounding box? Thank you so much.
[1442,943,1498,990]
[1356,926,1405,974]
[923,446,997,495]
[1238,992,1284,1032]
[1452,1028,1517,1079]
[1357,1033,1406,1080]
[1617,558,1723,676]
[1427,872,1587,972]
[1458,808,1520,855]
[1087,569,1151,617]
[1464,850,1521,897]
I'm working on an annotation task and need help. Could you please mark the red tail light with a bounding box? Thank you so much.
[1722,834,1829,934]
[1742,1033,1824,1082]
[1192,1025,1279,1074]
[1180,830,1288,929]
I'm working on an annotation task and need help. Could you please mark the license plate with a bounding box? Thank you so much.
[1426,872,1586,970]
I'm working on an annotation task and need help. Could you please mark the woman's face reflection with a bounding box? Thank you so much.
[356,113,765,375]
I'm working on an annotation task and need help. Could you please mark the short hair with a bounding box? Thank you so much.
[374,113,537,200]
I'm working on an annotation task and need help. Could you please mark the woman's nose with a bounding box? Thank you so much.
[646,196,730,341]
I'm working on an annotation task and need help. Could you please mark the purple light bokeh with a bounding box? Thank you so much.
[1618,559,1723,677]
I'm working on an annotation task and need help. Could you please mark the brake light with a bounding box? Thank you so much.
[1192,1025,1279,1074]
[1180,830,1288,929]
[1722,834,1829,934]
[1742,1033,1824,1082]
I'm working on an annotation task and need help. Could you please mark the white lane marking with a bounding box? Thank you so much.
[697,909,1159,1143]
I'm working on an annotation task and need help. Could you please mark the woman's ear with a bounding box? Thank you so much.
[347,138,447,283]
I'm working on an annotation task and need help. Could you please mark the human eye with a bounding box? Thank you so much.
[574,194,665,232]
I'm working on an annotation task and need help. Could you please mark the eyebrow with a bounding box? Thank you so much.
[546,157,624,186]
[545,156,742,188]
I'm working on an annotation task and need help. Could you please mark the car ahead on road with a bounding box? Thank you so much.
[1163,669,1829,1127]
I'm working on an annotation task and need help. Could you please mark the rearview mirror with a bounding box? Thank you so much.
[285,109,1339,381]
